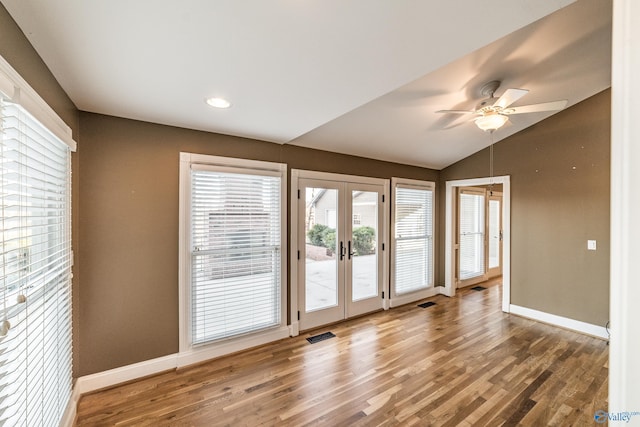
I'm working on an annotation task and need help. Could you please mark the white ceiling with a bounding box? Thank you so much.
[2,0,611,169]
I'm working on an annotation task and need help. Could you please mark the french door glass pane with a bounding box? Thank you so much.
[351,191,378,301]
[488,199,501,269]
[459,192,485,280]
[304,188,338,311]
[394,187,433,294]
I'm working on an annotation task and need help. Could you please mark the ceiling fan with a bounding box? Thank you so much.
[436,81,568,132]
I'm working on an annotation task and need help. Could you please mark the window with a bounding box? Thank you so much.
[179,154,287,358]
[391,178,434,298]
[352,213,361,225]
[0,90,74,424]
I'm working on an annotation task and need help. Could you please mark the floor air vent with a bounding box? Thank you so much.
[306,332,336,344]
[418,301,436,308]
[471,286,487,291]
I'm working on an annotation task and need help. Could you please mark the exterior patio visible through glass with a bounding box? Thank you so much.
[304,187,378,311]
[305,187,339,312]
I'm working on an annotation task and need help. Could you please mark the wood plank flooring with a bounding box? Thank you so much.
[75,280,608,426]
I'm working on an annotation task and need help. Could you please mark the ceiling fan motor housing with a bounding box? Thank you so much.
[476,97,499,112]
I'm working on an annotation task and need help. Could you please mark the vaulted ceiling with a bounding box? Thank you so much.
[1,0,611,169]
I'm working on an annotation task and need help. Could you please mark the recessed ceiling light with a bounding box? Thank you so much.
[206,97,231,109]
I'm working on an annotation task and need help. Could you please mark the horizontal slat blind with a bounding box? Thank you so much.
[394,186,433,295]
[191,169,281,345]
[0,98,72,426]
[459,191,485,280]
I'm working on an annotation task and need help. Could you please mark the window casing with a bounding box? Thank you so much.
[391,178,435,301]
[179,154,287,362]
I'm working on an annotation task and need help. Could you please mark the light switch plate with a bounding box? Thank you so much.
[588,240,597,251]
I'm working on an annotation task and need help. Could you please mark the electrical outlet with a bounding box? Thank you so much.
[588,240,597,251]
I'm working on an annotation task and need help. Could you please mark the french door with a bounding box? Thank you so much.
[295,173,386,331]
[457,187,487,287]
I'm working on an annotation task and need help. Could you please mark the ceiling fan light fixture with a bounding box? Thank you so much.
[475,112,508,131]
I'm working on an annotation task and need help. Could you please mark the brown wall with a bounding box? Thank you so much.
[78,112,438,376]
[0,6,78,132]
[0,5,83,376]
[439,89,611,327]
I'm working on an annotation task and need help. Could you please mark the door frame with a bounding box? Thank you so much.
[487,192,503,278]
[290,169,390,335]
[444,176,510,313]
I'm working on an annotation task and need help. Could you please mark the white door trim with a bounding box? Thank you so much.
[610,0,640,413]
[487,193,504,278]
[445,176,510,312]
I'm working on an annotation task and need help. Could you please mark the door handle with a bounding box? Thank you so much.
[348,240,354,259]
[339,241,345,261]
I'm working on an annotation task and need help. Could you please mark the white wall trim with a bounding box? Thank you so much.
[509,304,608,340]
[289,322,299,337]
[59,385,81,427]
[178,152,288,355]
[67,326,290,423]
[444,175,511,313]
[0,54,76,151]
[290,169,389,185]
[438,286,455,297]
[389,177,436,304]
[610,0,640,416]
[381,180,391,310]
[73,326,291,398]
[75,353,179,396]
[290,169,300,337]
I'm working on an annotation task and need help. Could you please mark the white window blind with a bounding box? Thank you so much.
[459,191,485,280]
[0,97,72,426]
[190,167,282,345]
[393,185,434,295]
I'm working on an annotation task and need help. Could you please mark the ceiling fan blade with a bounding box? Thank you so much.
[435,109,475,114]
[506,100,568,114]
[494,88,529,109]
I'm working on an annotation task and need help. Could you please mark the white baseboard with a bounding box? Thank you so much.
[74,325,291,398]
[289,322,299,337]
[59,385,81,427]
[75,353,178,396]
[509,304,608,340]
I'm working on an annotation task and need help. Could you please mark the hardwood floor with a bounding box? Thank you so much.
[75,280,608,426]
